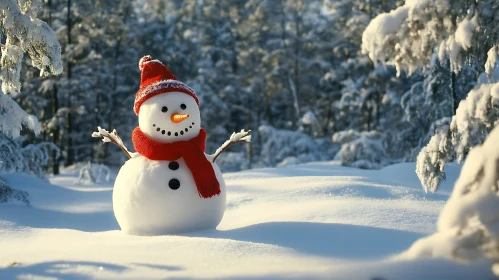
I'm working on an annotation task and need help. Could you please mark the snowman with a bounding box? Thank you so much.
[95,56,250,235]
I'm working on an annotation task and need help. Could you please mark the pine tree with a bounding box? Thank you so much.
[0,0,62,203]
[363,0,499,191]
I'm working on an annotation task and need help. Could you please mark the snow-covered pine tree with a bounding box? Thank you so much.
[400,55,475,161]
[0,0,62,138]
[0,0,62,204]
[258,125,336,168]
[187,0,241,155]
[70,0,138,166]
[235,0,343,166]
[321,0,414,168]
[29,0,140,170]
[405,125,499,276]
[362,0,499,192]
[332,129,389,169]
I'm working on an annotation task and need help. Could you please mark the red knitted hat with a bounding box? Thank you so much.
[134,55,199,115]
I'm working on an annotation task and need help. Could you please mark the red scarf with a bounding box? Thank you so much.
[132,127,221,198]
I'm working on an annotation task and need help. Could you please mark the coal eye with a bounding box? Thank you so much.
[180,104,186,110]
[161,106,168,113]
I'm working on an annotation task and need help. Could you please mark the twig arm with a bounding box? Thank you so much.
[212,129,251,163]
[92,126,132,159]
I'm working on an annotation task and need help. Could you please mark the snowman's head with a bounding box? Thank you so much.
[138,92,201,143]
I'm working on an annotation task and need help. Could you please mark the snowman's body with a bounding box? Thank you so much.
[112,60,228,236]
[113,154,226,235]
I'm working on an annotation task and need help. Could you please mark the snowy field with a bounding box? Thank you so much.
[0,162,493,279]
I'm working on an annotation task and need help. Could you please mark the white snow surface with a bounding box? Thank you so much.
[0,162,493,279]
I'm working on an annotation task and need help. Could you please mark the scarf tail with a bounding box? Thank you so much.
[182,144,221,198]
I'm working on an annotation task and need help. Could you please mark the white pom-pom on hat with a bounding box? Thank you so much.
[139,55,153,70]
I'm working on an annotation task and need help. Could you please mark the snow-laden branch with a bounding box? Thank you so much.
[92,126,131,159]
[416,82,499,192]
[0,0,62,138]
[406,125,499,276]
[212,130,251,163]
[0,0,63,95]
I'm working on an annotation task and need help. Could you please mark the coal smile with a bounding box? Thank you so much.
[153,122,195,137]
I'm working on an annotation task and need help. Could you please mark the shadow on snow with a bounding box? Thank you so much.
[191,221,423,260]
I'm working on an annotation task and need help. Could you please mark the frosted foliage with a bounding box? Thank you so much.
[0,177,28,205]
[20,142,59,179]
[454,17,477,51]
[301,111,318,125]
[216,152,248,172]
[362,0,498,74]
[258,125,335,167]
[416,83,499,192]
[406,126,499,276]
[0,90,41,138]
[451,83,499,162]
[361,5,410,74]
[1,43,23,96]
[77,162,111,185]
[0,0,62,85]
[400,54,454,130]
[0,0,62,138]
[0,134,58,180]
[485,46,499,77]
[415,129,451,193]
[0,135,25,173]
[0,133,58,204]
[332,130,389,169]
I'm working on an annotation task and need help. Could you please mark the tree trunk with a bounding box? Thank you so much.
[47,0,52,25]
[280,3,286,48]
[293,5,301,125]
[47,0,59,175]
[103,1,130,164]
[247,92,253,169]
[449,58,458,115]
[375,90,381,128]
[52,82,59,175]
[64,0,73,167]
[65,112,73,167]
[450,71,457,115]
[322,93,335,136]
[364,102,372,131]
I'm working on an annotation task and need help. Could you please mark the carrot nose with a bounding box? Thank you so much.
[171,113,189,123]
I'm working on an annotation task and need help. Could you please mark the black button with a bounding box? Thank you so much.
[168,161,179,170]
[169,179,180,190]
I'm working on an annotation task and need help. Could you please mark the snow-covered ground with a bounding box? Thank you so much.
[0,162,493,279]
